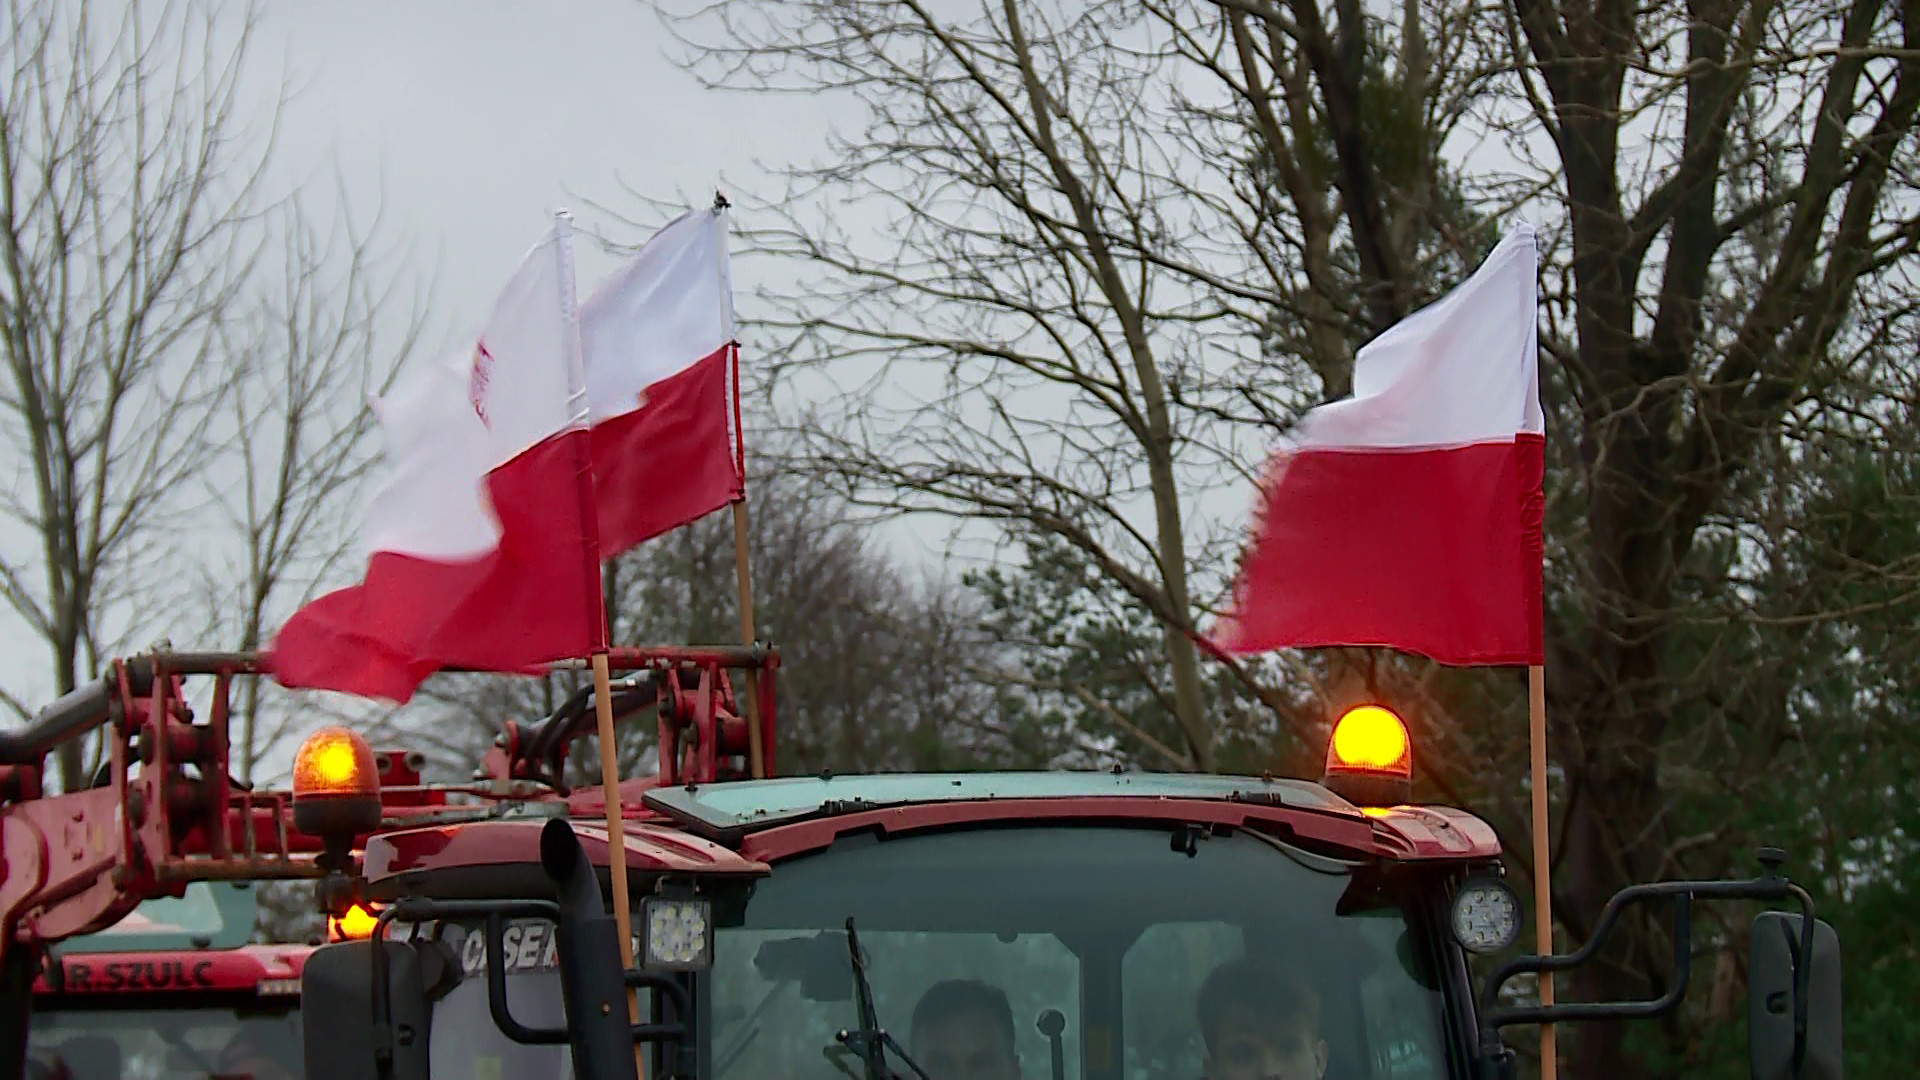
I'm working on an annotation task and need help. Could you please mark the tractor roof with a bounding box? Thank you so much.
[361,769,1502,896]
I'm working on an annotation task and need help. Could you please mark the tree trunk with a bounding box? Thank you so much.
[54,631,82,792]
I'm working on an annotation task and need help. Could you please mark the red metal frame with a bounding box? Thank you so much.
[360,818,770,892]
[473,645,777,792]
[1,645,779,964]
[5,639,1505,984]
[356,795,1501,885]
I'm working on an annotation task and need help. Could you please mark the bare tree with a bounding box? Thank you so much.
[0,0,281,790]
[1196,1,1920,1074]
[393,463,1007,783]
[1487,3,1920,1073]
[655,0,1361,772]
[662,1,1920,1074]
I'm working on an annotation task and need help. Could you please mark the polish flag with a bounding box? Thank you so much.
[1209,222,1544,666]
[580,205,743,552]
[268,220,603,701]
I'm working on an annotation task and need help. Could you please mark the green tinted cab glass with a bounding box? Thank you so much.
[419,822,1445,1080]
[54,881,259,955]
[27,1003,301,1079]
[712,824,1445,1080]
[644,774,1350,839]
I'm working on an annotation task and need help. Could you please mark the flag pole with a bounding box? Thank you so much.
[713,190,766,780]
[592,648,647,1080]
[556,209,648,1079]
[732,496,766,778]
[1529,662,1556,1079]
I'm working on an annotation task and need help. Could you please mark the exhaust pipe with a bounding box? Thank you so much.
[540,818,641,1080]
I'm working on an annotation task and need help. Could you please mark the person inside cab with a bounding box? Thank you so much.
[1197,958,1328,1080]
[31,1036,120,1080]
[211,1027,301,1080]
[910,979,1021,1080]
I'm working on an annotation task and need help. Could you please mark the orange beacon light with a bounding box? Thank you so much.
[328,902,382,942]
[291,726,382,869]
[1322,704,1413,808]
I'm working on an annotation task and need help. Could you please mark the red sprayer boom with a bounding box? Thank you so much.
[0,646,778,964]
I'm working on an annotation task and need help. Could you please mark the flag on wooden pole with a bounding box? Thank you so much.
[1208,221,1558,1077]
[579,204,744,551]
[268,205,744,704]
[269,219,603,701]
[1208,222,1544,666]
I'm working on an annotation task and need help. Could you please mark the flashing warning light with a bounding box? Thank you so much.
[1329,705,1411,773]
[1323,704,1412,808]
[293,727,379,799]
[292,726,382,849]
[329,903,381,942]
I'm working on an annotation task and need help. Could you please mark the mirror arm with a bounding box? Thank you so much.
[1481,890,1698,1029]
[627,969,701,1080]
[484,909,571,1044]
[368,899,568,1060]
[373,896,701,1073]
[369,916,395,1077]
[1475,864,1817,1072]
[1782,888,1817,1074]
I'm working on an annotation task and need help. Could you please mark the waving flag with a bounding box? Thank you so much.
[269,220,602,702]
[580,205,743,552]
[1209,223,1544,666]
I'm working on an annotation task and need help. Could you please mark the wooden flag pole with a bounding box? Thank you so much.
[732,498,766,778]
[1529,663,1556,1080]
[711,191,764,782]
[592,649,648,1079]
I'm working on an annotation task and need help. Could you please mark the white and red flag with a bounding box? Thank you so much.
[580,205,743,551]
[268,206,746,702]
[1208,222,1544,666]
[269,219,604,701]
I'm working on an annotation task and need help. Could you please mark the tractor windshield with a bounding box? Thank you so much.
[25,1000,301,1079]
[425,820,1449,1080]
[711,823,1448,1080]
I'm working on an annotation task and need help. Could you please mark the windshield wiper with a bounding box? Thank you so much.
[834,916,932,1080]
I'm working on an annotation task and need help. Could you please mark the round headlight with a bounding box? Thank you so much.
[1450,876,1522,954]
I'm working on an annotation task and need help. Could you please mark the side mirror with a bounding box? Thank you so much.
[1749,912,1843,1080]
[302,940,434,1080]
[754,932,853,1002]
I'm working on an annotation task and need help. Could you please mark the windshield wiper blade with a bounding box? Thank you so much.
[834,916,932,1080]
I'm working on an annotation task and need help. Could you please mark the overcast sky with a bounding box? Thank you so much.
[0,0,871,741]
[4,0,1285,776]
[247,1,1007,569]
[255,1,823,343]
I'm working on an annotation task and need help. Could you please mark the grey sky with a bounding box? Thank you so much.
[255,1,823,342]
[3,0,1292,777]
[0,0,844,730]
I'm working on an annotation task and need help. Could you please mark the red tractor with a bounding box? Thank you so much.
[18,749,438,1080]
[2,647,1841,1080]
[25,881,311,1080]
[0,647,768,1080]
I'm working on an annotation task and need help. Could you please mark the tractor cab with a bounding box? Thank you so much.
[297,702,1845,1080]
[330,771,1480,1080]
[25,881,305,1080]
[0,650,1846,1080]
